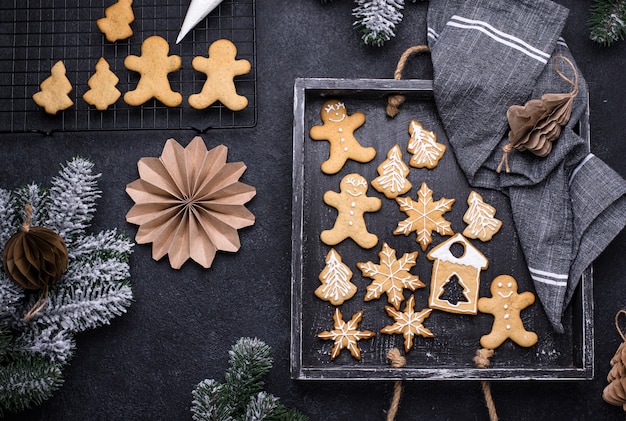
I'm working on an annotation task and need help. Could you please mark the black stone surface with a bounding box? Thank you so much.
[3,1,626,419]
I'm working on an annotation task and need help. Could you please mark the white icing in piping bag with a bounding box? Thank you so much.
[176,0,224,44]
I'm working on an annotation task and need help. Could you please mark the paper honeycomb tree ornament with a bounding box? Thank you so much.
[32,60,73,114]
[83,57,121,111]
[126,136,256,269]
[371,144,412,199]
[603,310,626,411]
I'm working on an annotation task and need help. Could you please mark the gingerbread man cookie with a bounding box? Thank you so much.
[320,173,381,249]
[478,275,538,349]
[189,39,251,111]
[309,100,376,174]
[124,36,182,107]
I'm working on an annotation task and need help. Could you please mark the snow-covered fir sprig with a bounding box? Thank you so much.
[321,0,421,47]
[191,338,307,421]
[0,157,134,416]
[588,0,626,45]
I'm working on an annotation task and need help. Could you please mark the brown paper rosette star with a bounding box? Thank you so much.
[126,136,256,269]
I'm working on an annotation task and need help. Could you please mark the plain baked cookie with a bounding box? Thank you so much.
[478,275,538,349]
[83,57,121,111]
[124,36,182,107]
[32,60,74,115]
[309,99,376,175]
[320,173,381,249]
[97,0,134,43]
[189,39,251,111]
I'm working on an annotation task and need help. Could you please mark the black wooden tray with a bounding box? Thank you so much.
[291,78,593,381]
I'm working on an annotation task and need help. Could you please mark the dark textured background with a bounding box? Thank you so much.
[3,0,626,419]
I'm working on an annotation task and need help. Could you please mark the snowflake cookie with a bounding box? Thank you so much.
[394,182,455,251]
[406,120,446,169]
[381,294,434,352]
[318,308,375,360]
[357,242,424,310]
[315,248,357,306]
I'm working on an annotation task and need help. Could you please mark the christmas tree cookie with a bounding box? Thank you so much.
[83,58,121,111]
[463,191,502,242]
[406,119,446,169]
[32,60,73,114]
[371,144,412,199]
[315,248,357,306]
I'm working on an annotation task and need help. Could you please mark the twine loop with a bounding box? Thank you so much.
[386,348,407,421]
[386,45,430,118]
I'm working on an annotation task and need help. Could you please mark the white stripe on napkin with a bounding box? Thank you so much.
[529,266,568,287]
[446,15,550,64]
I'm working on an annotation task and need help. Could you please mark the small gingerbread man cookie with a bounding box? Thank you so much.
[309,100,376,174]
[320,173,381,249]
[124,36,182,107]
[478,275,538,349]
[189,39,251,111]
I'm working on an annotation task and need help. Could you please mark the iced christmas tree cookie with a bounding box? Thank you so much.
[315,248,357,306]
[406,120,446,169]
[310,100,376,174]
[462,191,502,242]
[371,144,412,199]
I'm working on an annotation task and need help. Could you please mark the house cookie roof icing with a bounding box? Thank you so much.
[427,233,488,269]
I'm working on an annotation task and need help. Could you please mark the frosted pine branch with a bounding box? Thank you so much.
[0,189,16,247]
[353,0,404,47]
[68,229,134,262]
[14,184,49,227]
[244,392,279,420]
[46,157,102,239]
[29,281,133,333]
[191,379,234,421]
[0,274,24,321]
[12,327,75,364]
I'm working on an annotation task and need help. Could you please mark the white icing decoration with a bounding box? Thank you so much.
[506,324,511,330]
[427,233,488,268]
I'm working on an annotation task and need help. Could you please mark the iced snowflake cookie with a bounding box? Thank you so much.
[309,99,376,174]
[189,39,251,111]
[478,275,538,349]
[315,248,357,306]
[462,191,502,242]
[381,294,434,352]
[318,308,375,360]
[97,0,134,43]
[371,144,412,199]
[124,36,182,107]
[394,182,455,251]
[320,173,381,249]
[32,60,73,115]
[406,119,446,169]
[426,233,488,315]
[357,242,424,310]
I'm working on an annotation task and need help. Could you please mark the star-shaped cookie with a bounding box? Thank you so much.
[394,182,455,251]
[317,308,375,360]
[357,242,424,310]
[381,295,434,352]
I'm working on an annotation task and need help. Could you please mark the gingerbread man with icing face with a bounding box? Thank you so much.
[320,173,381,249]
[478,275,538,349]
[310,100,376,174]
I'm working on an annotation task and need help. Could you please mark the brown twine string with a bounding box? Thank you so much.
[20,204,48,321]
[615,309,626,342]
[386,348,407,421]
[474,348,498,421]
[386,45,430,118]
[497,54,579,174]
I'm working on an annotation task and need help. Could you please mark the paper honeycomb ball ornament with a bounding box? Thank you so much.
[603,310,626,411]
[2,204,68,291]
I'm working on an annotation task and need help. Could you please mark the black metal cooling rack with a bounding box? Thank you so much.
[0,0,256,133]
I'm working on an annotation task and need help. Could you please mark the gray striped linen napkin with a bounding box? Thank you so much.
[426,0,626,332]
